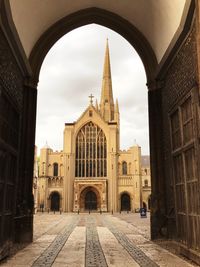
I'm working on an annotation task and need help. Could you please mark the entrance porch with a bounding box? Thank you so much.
[73,179,107,212]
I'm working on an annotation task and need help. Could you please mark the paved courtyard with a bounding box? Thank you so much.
[0,212,197,267]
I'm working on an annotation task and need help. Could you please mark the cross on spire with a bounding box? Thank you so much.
[89,94,94,105]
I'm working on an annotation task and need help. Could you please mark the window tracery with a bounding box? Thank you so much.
[75,122,107,177]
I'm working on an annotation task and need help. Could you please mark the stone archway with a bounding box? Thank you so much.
[121,193,131,211]
[80,186,100,211]
[0,0,198,262]
[50,191,60,211]
[25,4,197,244]
[85,191,97,210]
[29,8,157,85]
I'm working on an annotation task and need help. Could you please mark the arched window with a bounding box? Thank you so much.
[122,161,127,175]
[144,179,148,187]
[75,122,107,177]
[53,163,58,176]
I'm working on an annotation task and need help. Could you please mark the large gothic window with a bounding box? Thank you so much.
[75,122,107,177]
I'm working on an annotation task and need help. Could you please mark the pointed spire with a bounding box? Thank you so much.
[103,39,112,79]
[100,39,114,121]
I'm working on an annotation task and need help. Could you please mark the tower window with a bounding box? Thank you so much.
[122,161,127,175]
[53,163,58,176]
[89,110,93,117]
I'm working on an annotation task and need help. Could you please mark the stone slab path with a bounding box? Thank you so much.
[0,213,196,267]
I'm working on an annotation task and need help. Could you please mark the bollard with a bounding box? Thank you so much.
[78,209,79,215]
[54,209,55,214]
[89,209,90,214]
[60,209,62,214]
[48,208,50,213]
[100,209,102,214]
[112,210,113,215]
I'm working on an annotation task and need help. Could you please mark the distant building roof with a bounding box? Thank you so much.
[141,155,150,167]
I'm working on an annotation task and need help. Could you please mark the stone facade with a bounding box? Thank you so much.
[37,42,151,213]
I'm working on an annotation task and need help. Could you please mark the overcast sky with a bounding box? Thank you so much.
[35,24,149,155]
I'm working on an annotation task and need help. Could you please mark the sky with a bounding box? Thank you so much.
[35,24,149,155]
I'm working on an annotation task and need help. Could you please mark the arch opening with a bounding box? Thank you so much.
[50,191,60,211]
[121,193,131,211]
[29,8,157,86]
[80,186,100,211]
[85,191,97,210]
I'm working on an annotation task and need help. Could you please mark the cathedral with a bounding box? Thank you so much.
[37,41,151,213]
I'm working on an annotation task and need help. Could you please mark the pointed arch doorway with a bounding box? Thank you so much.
[79,186,100,211]
[50,192,60,211]
[85,191,97,210]
[121,193,131,211]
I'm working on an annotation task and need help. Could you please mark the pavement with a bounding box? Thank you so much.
[0,212,196,267]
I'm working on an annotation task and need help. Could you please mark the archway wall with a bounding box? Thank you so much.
[28,7,157,85]
[0,0,36,260]
[9,0,188,63]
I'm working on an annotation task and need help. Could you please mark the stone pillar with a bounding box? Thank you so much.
[15,82,37,243]
[148,83,167,240]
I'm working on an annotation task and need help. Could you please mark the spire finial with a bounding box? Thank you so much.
[88,94,94,105]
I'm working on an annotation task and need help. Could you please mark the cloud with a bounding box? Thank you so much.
[36,24,149,155]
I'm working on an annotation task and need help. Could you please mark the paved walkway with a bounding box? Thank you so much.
[0,213,196,267]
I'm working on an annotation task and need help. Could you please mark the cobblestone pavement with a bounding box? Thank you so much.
[85,216,107,267]
[0,212,196,267]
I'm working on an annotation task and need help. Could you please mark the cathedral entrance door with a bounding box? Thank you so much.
[121,193,131,211]
[50,192,60,211]
[85,191,97,210]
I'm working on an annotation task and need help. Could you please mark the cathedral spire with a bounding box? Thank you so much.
[100,39,114,121]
